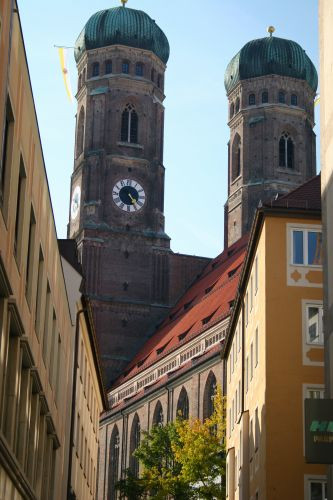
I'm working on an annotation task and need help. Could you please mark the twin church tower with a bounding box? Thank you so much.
[68,5,317,387]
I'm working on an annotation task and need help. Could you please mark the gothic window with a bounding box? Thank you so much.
[136,62,144,77]
[235,97,240,113]
[203,371,217,420]
[83,68,86,82]
[151,67,155,82]
[105,60,112,74]
[129,414,140,477]
[231,133,241,180]
[153,401,164,426]
[78,73,82,91]
[108,425,120,499]
[249,93,255,105]
[291,94,298,106]
[177,387,189,420]
[76,106,85,157]
[279,132,294,168]
[122,60,130,74]
[92,62,99,77]
[230,103,235,119]
[121,104,138,143]
[278,91,285,104]
[157,74,162,88]
[262,91,268,104]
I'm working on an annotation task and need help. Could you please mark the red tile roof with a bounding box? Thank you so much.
[265,174,321,211]
[112,234,248,389]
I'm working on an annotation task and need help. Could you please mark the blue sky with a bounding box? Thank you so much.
[18,0,319,258]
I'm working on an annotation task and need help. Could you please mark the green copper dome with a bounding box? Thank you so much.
[75,6,170,64]
[224,36,318,93]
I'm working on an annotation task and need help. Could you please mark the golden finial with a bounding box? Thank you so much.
[267,26,275,37]
[121,0,128,6]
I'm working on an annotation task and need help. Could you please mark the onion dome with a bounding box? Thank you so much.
[75,6,170,64]
[224,35,318,94]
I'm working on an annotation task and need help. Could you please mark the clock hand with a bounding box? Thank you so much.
[128,193,137,204]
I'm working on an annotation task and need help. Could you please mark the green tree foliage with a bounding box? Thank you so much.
[115,387,226,499]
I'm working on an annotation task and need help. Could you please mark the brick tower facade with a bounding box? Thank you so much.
[224,33,318,246]
[68,6,209,386]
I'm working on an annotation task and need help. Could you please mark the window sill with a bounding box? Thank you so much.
[117,141,144,150]
[277,167,301,175]
[291,263,322,269]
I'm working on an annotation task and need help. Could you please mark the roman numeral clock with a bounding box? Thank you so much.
[112,179,146,213]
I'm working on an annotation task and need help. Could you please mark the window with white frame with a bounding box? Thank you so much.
[308,479,327,500]
[292,229,323,266]
[306,304,324,345]
[307,387,325,399]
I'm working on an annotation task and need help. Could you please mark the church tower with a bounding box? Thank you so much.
[68,4,208,386]
[224,29,318,246]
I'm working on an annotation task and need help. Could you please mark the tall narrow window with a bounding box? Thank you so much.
[306,304,324,344]
[42,282,51,364]
[122,60,130,74]
[291,94,298,106]
[76,106,85,157]
[34,248,44,337]
[249,93,255,105]
[78,74,82,91]
[1,97,14,207]
[279,132,294,168]
[135,62,144,77]
[250,342,253,380]
[25,207,36,303]
[157,74,162,88]
[151,67,155,82]
[230,103,235,118]
[108,425,120,500]
[177,387,189,419]
[14,158,26,259]
[255,328,259,366]
[235,97,240,113]
[278,91,285,103]
[92,62,99,77]
[105,60,112,74]
[130,414,140,477]
[153,401,164,426]
[262,91,268,103]
[255,256,258,294]
[121,104,138,144]
[203,371,217,420]
[231,133,241,180]
[82,68,86,82]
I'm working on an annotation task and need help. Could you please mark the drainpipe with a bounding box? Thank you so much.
[67,308,86,500]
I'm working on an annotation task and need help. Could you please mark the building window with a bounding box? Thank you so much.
[255,256,258,294]
[292,229,322,266]
[108,426,120,499]
[83,68,86,82]
[203,371,217,420]
[250,342,253,380]
[291,94,298,106]
[235,97,240,113]
[153,401,164,426]
[105,60,112,74]
[230,103,235,118]
[279,132,294,168]
[121,104,138,143]
[130,414,140,477]
[92,62,99,77]
[157,74,162,88]
[245,292,248,325]
[249,93,256,105]
[231,133,241,180]
[78,73,82,90]
[122,60,130,74]
[306,304,324,345]
[245,357,249,393]
[151,67,155,82]
[25,207,36,303]
[308,480,327,500]
[177,387,189,419]
[278,91,285,103]
[255,407,259,451]
[135,62,144,77]
[262,91,268,103]
[76,106,85,157]
[307,387,325,399]
[1,96,14,207]
[14,157,26,260]
[255,327,259,366]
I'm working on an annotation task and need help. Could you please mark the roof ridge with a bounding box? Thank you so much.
[276,173,320,201]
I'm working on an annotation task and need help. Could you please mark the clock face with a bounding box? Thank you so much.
[71,185,81,220]
[112,179,146,212]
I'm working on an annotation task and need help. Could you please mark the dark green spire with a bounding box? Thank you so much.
[75,7,170,64]
[224,35,318,93]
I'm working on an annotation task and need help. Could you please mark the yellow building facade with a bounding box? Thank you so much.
[224,179,327,500]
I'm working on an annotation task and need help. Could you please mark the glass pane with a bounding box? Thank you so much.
[310,482,323,500]
[308,307,319,343]
[293,231,304,264]
[308,232,323,265]
[308,390,321,399]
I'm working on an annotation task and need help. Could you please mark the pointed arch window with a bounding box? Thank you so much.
[108,426,120,500]
[76,106,85,157]
[105,60,112,74]
[129,414,140,477]
[231,133,241,180]
[136,62,144,77]
[82,68,86,82]
[121,104,138,144]
[262,91,268,104]
[177,387,189,420]
[235,97,240,113]
[153,401,164,426]
[230,103,235,119]
[203,372,217,420]
[157,74,162,88]
[291,94,298,106]
[151,68,155,82]
[92,62,99,77]
[279,132,294,168]
[122,60,130,74]
[249,93,256,106]
[278,91,286,104]
[78,74,82,91]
